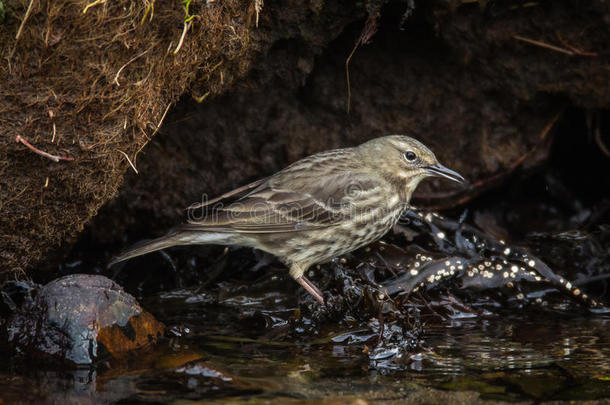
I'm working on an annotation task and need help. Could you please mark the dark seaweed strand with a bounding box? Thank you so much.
[399,208,607,311]
[382,256,467,296]
[507,246,605,311]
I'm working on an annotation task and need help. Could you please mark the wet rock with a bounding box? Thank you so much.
[3,274,164,365]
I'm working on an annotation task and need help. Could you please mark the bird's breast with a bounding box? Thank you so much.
[280,203,405,268]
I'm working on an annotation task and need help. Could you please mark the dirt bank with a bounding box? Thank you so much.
[89,1,610,247]
[0,0,364,276]
[2,1,609,276]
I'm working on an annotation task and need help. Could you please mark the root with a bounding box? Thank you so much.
[345,14,379,114]
[512,34,597,57]
[594,124,610,157]
[114,49,150,87]
[556,31,598,56]
[82,0,106,14]
[254,0,263,27]
[116,149,138,174]
[15,135,74,163]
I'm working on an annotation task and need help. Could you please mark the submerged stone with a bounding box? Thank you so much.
[4,274,164,365]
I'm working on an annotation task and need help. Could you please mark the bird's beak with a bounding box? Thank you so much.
[426,163,465,184]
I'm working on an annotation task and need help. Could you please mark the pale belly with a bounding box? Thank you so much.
[266,207,404,269]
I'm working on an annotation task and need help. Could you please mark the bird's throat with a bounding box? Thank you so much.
[403,175,425,203]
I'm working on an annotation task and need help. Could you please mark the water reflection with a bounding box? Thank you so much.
[1,288,609,403]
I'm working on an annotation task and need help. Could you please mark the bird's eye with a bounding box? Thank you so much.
[404,151,417,162]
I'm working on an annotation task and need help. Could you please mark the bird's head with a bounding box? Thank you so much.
[358,135,465,202]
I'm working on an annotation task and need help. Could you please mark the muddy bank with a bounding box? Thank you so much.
[88,0,610,249]
[0,0,364,276]
[2,1,610,277]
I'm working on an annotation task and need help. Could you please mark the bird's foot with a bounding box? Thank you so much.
[295,276,325,305]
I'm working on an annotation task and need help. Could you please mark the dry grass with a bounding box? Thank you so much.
[0,0,254,276]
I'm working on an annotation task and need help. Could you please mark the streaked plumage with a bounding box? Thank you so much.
[110,135,465,304]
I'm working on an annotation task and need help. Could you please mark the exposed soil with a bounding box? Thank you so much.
[1,0,610,277]
[88,1,610,247]
[0,0,364,276]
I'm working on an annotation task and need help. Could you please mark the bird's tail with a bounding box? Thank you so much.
[108,228,233,266]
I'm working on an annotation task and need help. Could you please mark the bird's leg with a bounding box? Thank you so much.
[301,276,324,298]
[290,264,325,305]
[295,276,325,305]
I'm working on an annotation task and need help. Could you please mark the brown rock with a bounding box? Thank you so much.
[97,311,165,359]
[5,274,164,364]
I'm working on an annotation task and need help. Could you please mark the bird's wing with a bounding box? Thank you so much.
[184,149,388,233]
[187,176,269,211]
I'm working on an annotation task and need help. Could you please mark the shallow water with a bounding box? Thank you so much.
[2,282,609,404]
[3,165,609,404]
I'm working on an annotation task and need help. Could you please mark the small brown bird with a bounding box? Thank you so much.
[110,135,464,304]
